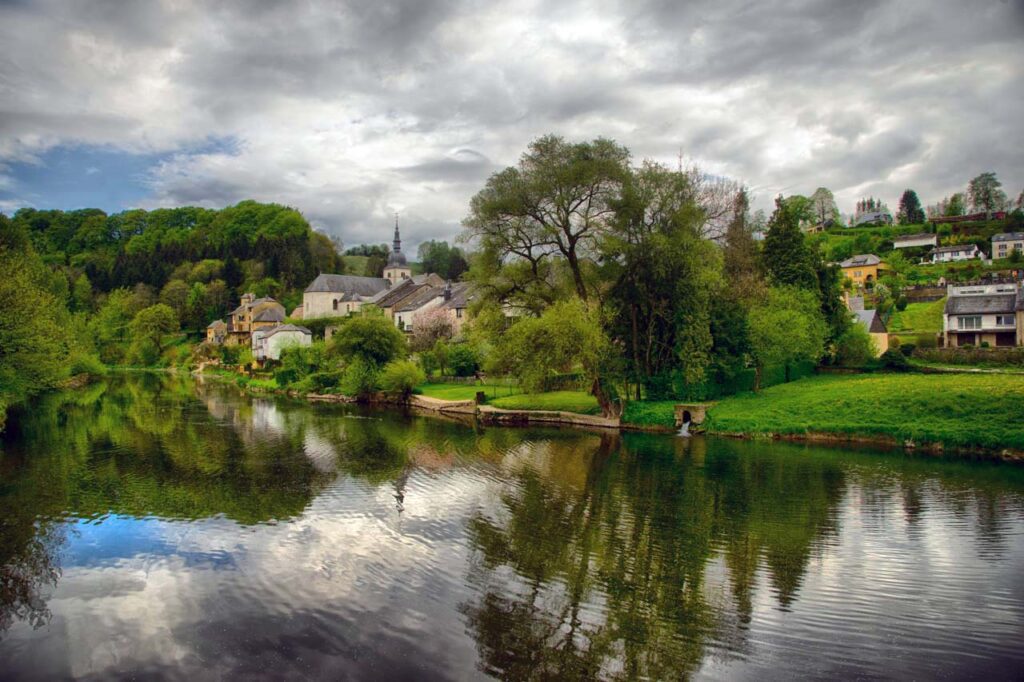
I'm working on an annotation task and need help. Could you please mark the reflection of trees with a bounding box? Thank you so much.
[0,521,63,637]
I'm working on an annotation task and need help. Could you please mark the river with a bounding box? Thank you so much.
[0,373,1022,680]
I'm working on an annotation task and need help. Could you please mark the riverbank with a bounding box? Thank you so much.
[703,373,1024,460]
[197,369,1024,460]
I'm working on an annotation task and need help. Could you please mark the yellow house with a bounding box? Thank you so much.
[840,254,888,288]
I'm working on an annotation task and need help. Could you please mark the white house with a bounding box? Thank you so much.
[253,324,312,361]
[942,282,1024,347]
[893,232,937,250]
[931,244,981,263]
[992,232,1024,260]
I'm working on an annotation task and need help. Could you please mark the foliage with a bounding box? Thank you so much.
[410,307,454,351]
[879,348,912,371]
[341,357,380,399]
[747,286,827,388]
[464,134,631,304]
[762,196,817,290]
[328,309,407,367]
[913,347,1024,367]
[496,299,609,394]
[448,344,479,377]
[705,373,1024,450]
[967,172,1007,213]
[621,400,677,428]
[417,240,469,281]
[835,324,877,367]
[809,187,839,226]
[417,382,522,401]
[887,299,945,334]
[897,189,926,225]
[379,360,426,398]
[129,304,179,352]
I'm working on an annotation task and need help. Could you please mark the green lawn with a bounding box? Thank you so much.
[418,382,523,401]
[622,400,678,428]
[490,391,601,415]
[705,373,1024,450]
[887,298,945,334]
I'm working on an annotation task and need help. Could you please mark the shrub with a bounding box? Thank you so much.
[307,371,343,392]
[916,332,938,349]
[899,343,916,357]
[835,324,877,367]
[895,296,908,311]
[69,353,106,377]
[329,311,407,367]
[275,367,300,387]
[448,344,479,377]
[879,348,911,371]
[379,359,426,398]
[341,357,379,399]
[128,338,161,366]
[980,341,990,348]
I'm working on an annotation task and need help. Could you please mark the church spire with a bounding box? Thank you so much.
[393,213,402,255]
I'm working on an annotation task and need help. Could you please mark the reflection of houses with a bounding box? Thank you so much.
[253,324,313,361]
[942,282,1024,347]
[840,254,888,288]
[207,293,286,345]
[992,232,1024,260]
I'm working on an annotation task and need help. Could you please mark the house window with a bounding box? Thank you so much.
[333,300,339,310]
[854,270,862,278]
[456,308,463,319]
[958,316,981,330]
[996,315,1014,326]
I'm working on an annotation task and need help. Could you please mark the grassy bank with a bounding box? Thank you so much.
[705,373,1024,451]
[490,391,601,415]
[418,382,523,401]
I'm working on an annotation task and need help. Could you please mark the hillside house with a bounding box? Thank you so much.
[942,282,1024,347]
[993,232,1024,260]
[893,233,937,250]
[853,198,892,226]
[931,244,981,263]
[215,293,287,345]
[840,254,888,288]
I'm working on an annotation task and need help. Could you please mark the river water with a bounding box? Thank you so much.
[0,374,1022,680]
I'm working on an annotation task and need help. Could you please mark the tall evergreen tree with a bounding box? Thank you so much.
[722,188,764,306]
[897,189,925,225]
[761,196,817,291]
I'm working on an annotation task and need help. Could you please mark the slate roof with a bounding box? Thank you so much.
[992,232,1024,242]
[373,279,420,308]
[933,244,978,254]
[854,309,887,334]
[438,282,474,310]
[207,319,226,328]
[304,273,390,296]
[893,232,936,243]
[840,254,882,268]
[396,286,445,313]
[944,294,1017,315]
[253,307,285,323]
[264,324,312,337]
[854,211,891,226]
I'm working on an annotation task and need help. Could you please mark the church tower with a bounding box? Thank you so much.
[383,215,412,285]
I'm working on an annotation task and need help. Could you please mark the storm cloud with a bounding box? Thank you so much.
[0,0,1021,247]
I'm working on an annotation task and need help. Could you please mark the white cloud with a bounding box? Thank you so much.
[0,0,1022,247]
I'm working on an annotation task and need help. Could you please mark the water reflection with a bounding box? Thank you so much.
[0,374,1022,680]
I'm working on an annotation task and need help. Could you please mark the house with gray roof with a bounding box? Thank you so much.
[252,324,312,362]
[942,282,1024,347]
[992,232,1024,260]
[931,243,981,263]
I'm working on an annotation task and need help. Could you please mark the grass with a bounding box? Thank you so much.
[887,298,945,334]
[490,391,601,415]
[342,255,369,275]
[622,401,678,428]
[418,382,523,401]
[705,373,1024,450]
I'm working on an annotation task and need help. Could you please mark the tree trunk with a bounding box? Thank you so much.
[591,377,622,419]
[754,364,762,392]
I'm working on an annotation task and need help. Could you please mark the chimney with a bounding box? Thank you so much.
[443,280,452,301]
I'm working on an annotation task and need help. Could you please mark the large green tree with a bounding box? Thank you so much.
[897,189,925,224]
[464,135,631,302]
[762,196,818,290]
[747,286,827,390]
[967,172,1007,214]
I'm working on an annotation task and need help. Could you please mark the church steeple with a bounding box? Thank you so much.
[392,213,402,255]
[384,212,411,284]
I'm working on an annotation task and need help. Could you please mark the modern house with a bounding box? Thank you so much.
[893,232,938,250]
[252,324,313,362]
[931,244,981,263]
[840,254,888,288]
[942,282,1024,347]
[993,232,1024,260]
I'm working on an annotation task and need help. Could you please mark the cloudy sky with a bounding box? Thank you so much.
[1,0,1022,249]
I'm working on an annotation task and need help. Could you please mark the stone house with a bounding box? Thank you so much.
[207,293,286,345]
[205,319,227,345]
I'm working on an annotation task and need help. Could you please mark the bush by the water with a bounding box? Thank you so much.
[379,360,426,398]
